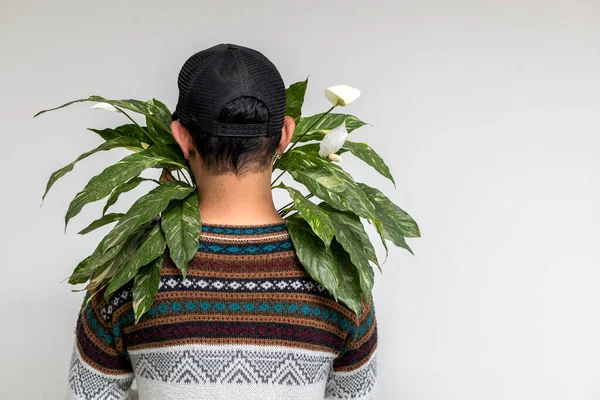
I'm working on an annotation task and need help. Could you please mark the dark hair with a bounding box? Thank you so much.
[188,96,281,176]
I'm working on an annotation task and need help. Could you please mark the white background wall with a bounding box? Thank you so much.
[1,0,599,398]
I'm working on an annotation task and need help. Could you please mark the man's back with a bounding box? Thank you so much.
[67,221,378,399]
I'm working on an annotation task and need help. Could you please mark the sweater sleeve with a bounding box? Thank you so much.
[325,294,378,399]
[66,289,135,400]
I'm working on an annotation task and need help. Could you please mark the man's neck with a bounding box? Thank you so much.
[195,170,284,225]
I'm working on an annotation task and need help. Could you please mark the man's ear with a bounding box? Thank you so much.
[277,115,295,155]
[171,121,196,160]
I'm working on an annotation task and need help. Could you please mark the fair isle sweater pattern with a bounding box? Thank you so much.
[66,221,378,400]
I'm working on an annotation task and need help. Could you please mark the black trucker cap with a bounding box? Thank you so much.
[171,43,286,137]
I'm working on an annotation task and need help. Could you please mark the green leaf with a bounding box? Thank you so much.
[101,180,195,253]
[289,163,377,220]
[41,136,144,202]
[276,147,329,172]
[103,177,156,216]
[35,96,155,120]
[317,202,378,295]
[71,236,129,285]
[147,98,173,128]
[35,95,175,144]
[161,191,202,279]
[274,183,334,248]
[330,239,363,317]
[104,223,166,300]
[371,217,390,264]
[86,228,147,291]
[292,113,367,143]
[132,255,163,324]
[64,145,187,230]
[88,124,151,144]
[68,255,92,285]
[78,213,124,235]
[285,77,309,123]
[146,115,175,145]
[285,217,339,301]
[343,140,395,187]
[358,183,420,252]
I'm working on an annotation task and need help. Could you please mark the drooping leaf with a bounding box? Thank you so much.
[289,163,377,221]
[35,95,175,144]
[36,96,151,119]
[101,180,195,253]
[68,255,93,285]
[292,113,367,143]
[285,77,309,123]
[41,136,144,202]
[86,228,147,291]
[103,177,157,216]
[343,140,395,187]
[78,213,124,235]
[70,235,130,286]
[330,239,363,317]
[104,223,166,300]
[371,217,390,264]
[285,217,340,301]
[64,145,187,230]
[132,255,163,324]
[358,183,419,253]
[274,183,334,248]
[317,202,378,295]
[161,191,201,279]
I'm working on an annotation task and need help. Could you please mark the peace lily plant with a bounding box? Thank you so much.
[35,78,420,323]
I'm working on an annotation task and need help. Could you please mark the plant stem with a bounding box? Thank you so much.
[277,193,314,215]
[271,169,286,187]
[165,169,176,181]
[285,105,336,155]
[271,104,336,181]
[180,169,191,185]
[277,201,294,213]
[283,210,298,219]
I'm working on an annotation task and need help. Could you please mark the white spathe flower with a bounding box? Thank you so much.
[324,85,361,106]
[90,102,118,112]
[319,120,348,158]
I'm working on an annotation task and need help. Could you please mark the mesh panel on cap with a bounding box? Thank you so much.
[174,43,286,138]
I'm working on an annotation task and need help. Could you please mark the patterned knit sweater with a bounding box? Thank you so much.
[67,221,378,399]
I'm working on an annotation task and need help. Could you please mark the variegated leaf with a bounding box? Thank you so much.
[274,183,335,248]
[285,217,339,301]
[285,78,308,123]
[64,145,187,230]
[344,140,395,187]
[161,191,201,279]
[101,180,195,253]
[103,177,157,216]
[104,223,166,300]
[41,136,144,202]
[78,213,124,235]
[132,255,163,324]
[292,113,367,143]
